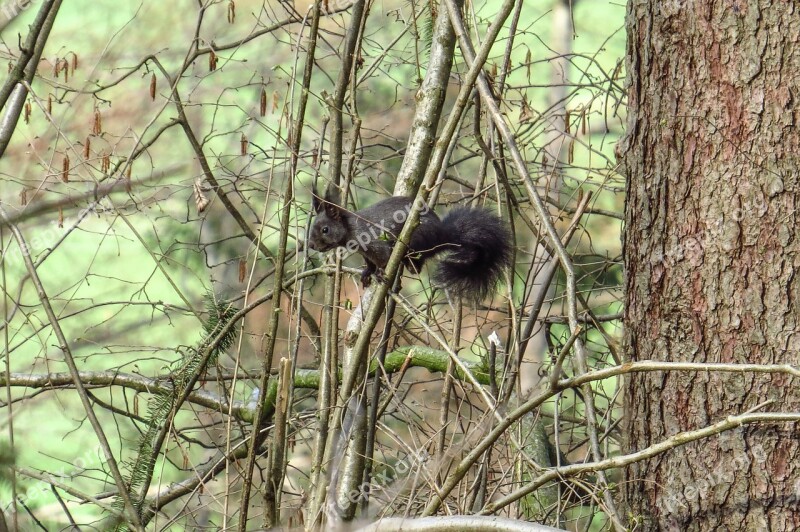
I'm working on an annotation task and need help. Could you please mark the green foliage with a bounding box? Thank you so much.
[0,442,14,483]
[418,3,435,63]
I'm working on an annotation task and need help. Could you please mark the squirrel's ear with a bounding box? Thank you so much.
[311,187,324,214]
[324,188,343,221]
[325,199,343,221]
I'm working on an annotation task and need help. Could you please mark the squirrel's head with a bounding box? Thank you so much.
[308,187,349,252]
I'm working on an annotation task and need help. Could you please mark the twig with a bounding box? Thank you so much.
[481,412,800,514]
[439,1,625,525]
[0,206,143,530]
[423,354,800,515]
[549,326,583,390]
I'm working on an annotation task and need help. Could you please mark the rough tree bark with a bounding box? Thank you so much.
[623,1,800,530]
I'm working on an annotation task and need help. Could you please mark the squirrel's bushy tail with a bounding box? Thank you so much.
[433,207,512,299]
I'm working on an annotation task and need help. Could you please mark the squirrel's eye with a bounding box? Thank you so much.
[322,227,329,234]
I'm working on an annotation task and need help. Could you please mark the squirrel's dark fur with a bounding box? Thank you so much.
[307,189,512,299]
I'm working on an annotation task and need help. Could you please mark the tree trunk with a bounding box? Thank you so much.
[622,1,800,530]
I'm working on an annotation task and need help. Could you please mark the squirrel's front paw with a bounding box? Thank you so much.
[360,269,387,288]
[360,261,388,288]
[360,269,373,287]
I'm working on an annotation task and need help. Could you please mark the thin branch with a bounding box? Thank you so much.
[423,355,800,515]
[438,0,624,525]
[482,412,800,514]
[0,206,143,531]
[11,467,124,520]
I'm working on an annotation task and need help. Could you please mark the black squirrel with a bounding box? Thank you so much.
[307,188,512,299]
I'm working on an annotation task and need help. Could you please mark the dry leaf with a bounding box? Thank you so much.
[526,49,532,80]
[125,164,132,192]
[194,178,210,213]
[519,95,533,123]
[93,109,102,135]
